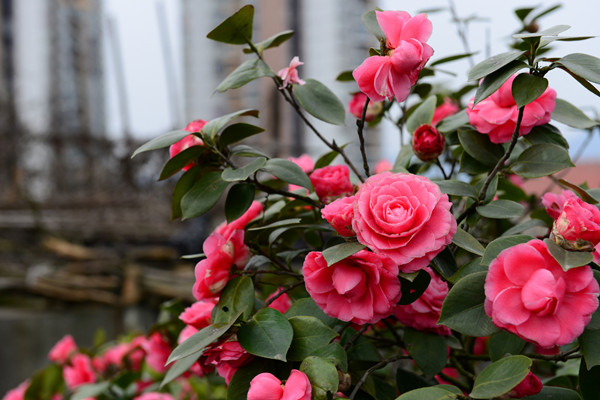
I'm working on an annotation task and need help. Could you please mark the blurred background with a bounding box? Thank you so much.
[0,0,598,393]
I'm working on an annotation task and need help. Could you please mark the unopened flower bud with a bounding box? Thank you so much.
[412,124,444,161]
[506,372,543,398]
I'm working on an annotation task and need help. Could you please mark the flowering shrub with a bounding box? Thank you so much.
[9,3,600,400]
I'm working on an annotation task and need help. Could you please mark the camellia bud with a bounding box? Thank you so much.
[505,371,543,398]
[412,124,445,161]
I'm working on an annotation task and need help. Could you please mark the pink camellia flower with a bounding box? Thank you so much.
[134,393,175,400]
[353,11,433,102]
[178,325,198,345]
[394,267,451,335]
[215,201,263,239]
[485,239,599,348]
[168,119,207,171]
[278,56,305,88]
[2,380,29,400]
[508,372,543,398]
[141,333,171,373]
[63,353,96,390]
[48,334,77,364]
[352,172,456,272]
[303,249,401,324]
[431,98,459,126]
[373,159,393,174]
[412,124,445,161]
[553,198,600,251]
[321,196,355,237]
[310,165,353,204]
[179,299,218,329]
[289,154,315,174]
[541,190,579,220]
[202,340,253,384]
[266,288,293,314]
[348,92,383,121]
[247,370,312,400]
[466,74,556,144]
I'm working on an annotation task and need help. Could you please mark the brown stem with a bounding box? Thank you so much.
[348,354,410,399]
[357,97,371,177]
[251,179,321,208]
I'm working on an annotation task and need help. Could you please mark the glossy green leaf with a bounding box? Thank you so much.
[335,70,355,81]
[287,316,338,361]
[477,199,525,219]
[544,238,594,271]
[341,327,381,362]
[555,53,600,84]
[238,308,293,361]
[26,364,68,400]
[160,352,201,388]
[511,143,574,178]
[181,171,229,220]
[448,257,486,284]
[225,183,255,223]
[458,128,504,167]
[395,386,459,400]
[482,235,533,266]
[513,24,570,40]
[452,227,485,256]
[263,158,313,190]
[300,356,339,400]
[404,328,448,377]
[248,30,294,54]
[71,382,111,400]
[433,179,478,199]
[227,360,273,400]
[222,157,267,182]
[556,66,600,97]
[406,96,437,133]
[314,148,341,169]
[322,241,366,267]
[459,151,489,175]
[514,7,535,21]
[159,145,205,180]
[216,59,274,92]
[229,144,269,158]
[473,60,528,105]
[393,144,414,172]
[524,124,569,149]
[310,342,348,372]
[132,129,191,158]
[468,51,525,81]
[171,167,199,219]
[524,386,582,400]
[248,218,301,231]
[398,269,431,305]
[430,247,459,280]
[580,328,600,369]
[439,272,499,337]
[203,109,260,140]
[470,355,532,399]
[557,179,598,204]
[502,218,548,237]
[431,52,477,66]
[285,297,338,327]
[206,5,254,44]
[212,276,254,325]
[489,330,526,361]
[551,98,598,129]
[361,9,384,41]
[512,74,548,108]
[436,110,469,133]
[293,79,346,125]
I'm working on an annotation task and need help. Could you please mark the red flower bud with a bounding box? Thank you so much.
[508,372,543,398]
[412,124,444,161]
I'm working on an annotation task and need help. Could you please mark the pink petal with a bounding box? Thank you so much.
[376,10,410,48]
[492,287,531,326]
[400,13,433,43]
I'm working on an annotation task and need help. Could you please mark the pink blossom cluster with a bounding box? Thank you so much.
[169,119,207,171]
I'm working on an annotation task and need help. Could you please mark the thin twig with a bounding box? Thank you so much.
[260,280,305,310]
[435,158,449,180]
[348,354,410,399]
[343,325,369,350]
[357,97,371,177]
[447,0,475,68]
[251,179,321,208]
[240,270,303,278]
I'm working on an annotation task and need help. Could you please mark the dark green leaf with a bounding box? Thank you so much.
[160,352,201,387]
[314,148,341,169]
[544,238,594,271]
[341,327,381,362]
[287,316,338,361]
[398,269,432,305]
[489,330,526,361]
[229,144,269,158]
[263,158,313,189]
[71,382,111,400]
[213,276,254,325]
[512,74,548,108]
[361,9,384,40]
[206,5,254,44]
[448,257,486,284]
[511,143,574,178]
[555,53,600,84]
[514,7,535,21]
[216,59,274,92]
[431,53,477,66]
[285,297,338,327]
[220,123,265,149]
[322,242,366,267]
[430,247,459,280]
[222,157,267,182]
[171,167,199,219]
[439,272,499,336]
[336,70,355,81]
[473,60,528,105]
[513,24,570,40]
[482,235,533,266]
[580,359,600,400]
[557,67,600,97]
[452,227,485,256]
[310,342,348,372]
[470,355,532,399]
[300,356,339,400]
[458,128,504,167]
[248,218,301,231]
[433,179,478,199]
[531,4,562,21]
[227,358,274,400]
[159,145,205,180]
[238,308,293,361]
[436,110,469,133]
[551,98,598,129]
[25,364,66,400]
[459,152,489,174]
[502,219,548,237]
[396,369,437,395]
[557,179,598,204]
[477,199,525,219]
[395,386,459,400]
[404,328,448,377]
[580,328,600,369]
[524,124,569,149]
[181,171,229,220]
[132,129,191,158]
[293,79,346,125]
[524,386,582,400]
[249,30,294,54]
[393,145,414,172]
[406,96,437,133]
[468,51,525,82]
[225,183,255,223]
[203,109,260,140]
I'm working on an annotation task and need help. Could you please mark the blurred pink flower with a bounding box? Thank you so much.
[48,334,77,364]
[63,354,96,390]
[278,56,305,88]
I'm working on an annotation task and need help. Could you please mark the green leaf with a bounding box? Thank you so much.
[159,145,205,180]
[396,369,438,395]
[203,109,260,140]
[556,66,600,98]
[398,269,432,305]
[395,386,459,400]
[510,143,574,178]
[512,74,548,108]
[216,58,274,92]
[322,242,366,267]
[212,276,254,325]
[468,51,525,81]
[580,361,600,400]
[206,5,254,44]
[438,271,499,336]
[300,356,339,400]
[551,98,598,129]
[404,328,448,377]
[181,171,229,220]
[336,70,355,82]
[293,79,346,125]
[482,235,533,266]
[488,330,526,361]
[341,327,381,362]
[167,308,246,364]
[460,151,488,175]
[161,352,201,388]
[310,342,348,372]
[287,316,338,361]
[25,364,67,400]
[285,297,338,327]
[221,157,267,182]
[227,359,273,400]
[219,122,265,149]
[544,238,594,271]
[502,219,548,237]
[513,24,571,40]
[229,144,269,158]
[580,328,600,369]
[393,144,414,171]
[458,128,504,167]
[406,96,437,133]
[433,179,478,199]
[555,53,600,84]
[238,308,293,361]
[448,257,487,284]
[249,30,294,54]
[132,129,191,158]
[473,60,528,105]
[436,110,469,133]
[263,158,313,189]
[524,124,569,149]
[557,179,598,204]
[524,386,582,400]
[430,247,459,280]
[470,355,532,399]
[248,218,301,231]
[225,183,255,223]
[361,9,384,41]
[477,199,525,219]
[452,227,485,256]
[431,53,477,66]
[314,148,342,169]
[71,382,111,400]
[171,167,199,219]
[514,7,535,21]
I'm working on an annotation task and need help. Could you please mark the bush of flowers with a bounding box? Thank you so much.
[8,4,600,400]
